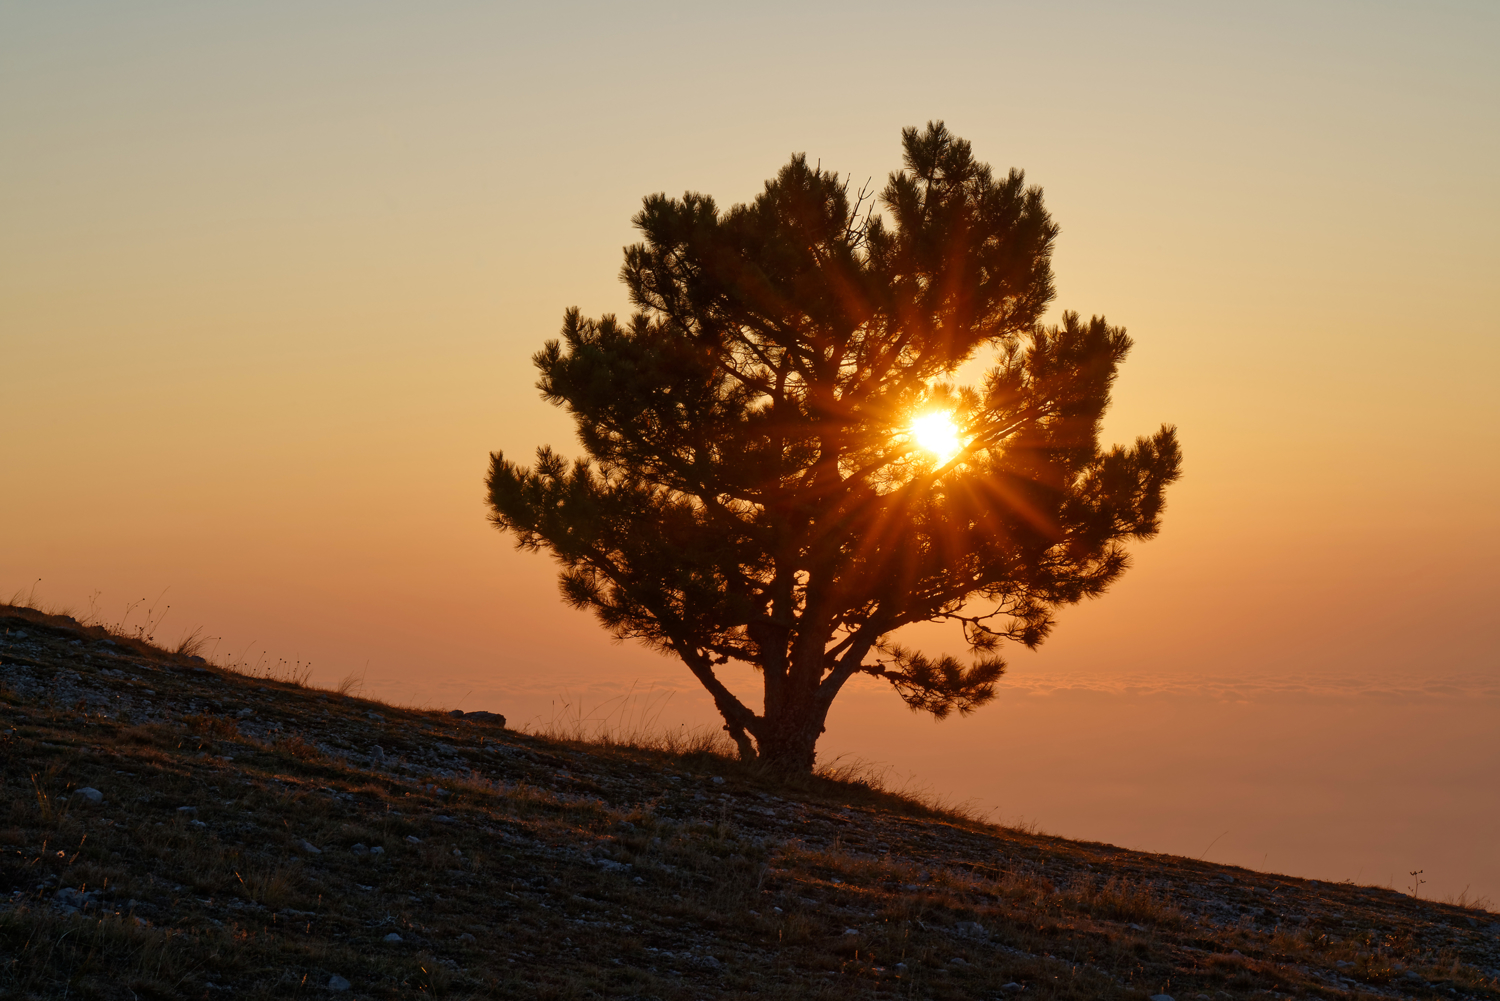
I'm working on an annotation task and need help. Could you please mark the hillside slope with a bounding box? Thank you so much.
[1,604,1496,1000]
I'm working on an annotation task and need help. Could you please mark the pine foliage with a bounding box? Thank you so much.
[488,123,1181,770]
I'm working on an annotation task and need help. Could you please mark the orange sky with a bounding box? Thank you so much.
[3,2,1497,902]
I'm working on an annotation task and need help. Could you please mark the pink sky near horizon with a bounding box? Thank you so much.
[4,2,1497,903]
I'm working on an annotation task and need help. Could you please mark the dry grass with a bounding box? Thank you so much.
[2,600,1498,1000]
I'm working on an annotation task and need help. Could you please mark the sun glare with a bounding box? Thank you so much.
[909,411,963,463]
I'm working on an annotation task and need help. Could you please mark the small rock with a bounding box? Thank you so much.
[350,843,368,854]
[463,710,505,725]
[447,709,465,717]
[953,920,987,939]
[1149,995,1176,1001]
[299,840,321,854]
[843,927,859,935]
[1000,984,1024,994]
[1217,874,1234,883]
[405,835,421,844]
[54,887,89,907]
[74,787,103,805]
[949,956,968,966]
[369,846,384,855]
[711,776,725,785]
[1129,922,1148,931]
[236,708,254,717]
[327,974,351,991]
[1335,960,1353,969]
[384,932,403,943]
[176,806,198,814]
[456,932,476,943]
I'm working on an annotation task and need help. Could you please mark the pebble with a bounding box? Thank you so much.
[384,932,403,943]
[327,974,351,991]
[999,983,1024,994]
[74,786,103,804]
[405,835,421,844]
[176,806,197,814]
[457,932,476,943]
[369,846,384,855]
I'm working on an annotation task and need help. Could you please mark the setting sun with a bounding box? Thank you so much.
[909,411,963,463]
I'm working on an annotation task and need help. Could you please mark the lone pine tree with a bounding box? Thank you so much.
[487,122,1181,773]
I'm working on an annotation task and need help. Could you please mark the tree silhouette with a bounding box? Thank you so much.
[487,123,1181,773]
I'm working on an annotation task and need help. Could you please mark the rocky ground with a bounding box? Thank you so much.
[1,603,1497,1000]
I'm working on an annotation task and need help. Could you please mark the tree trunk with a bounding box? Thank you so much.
[752,702,828,774]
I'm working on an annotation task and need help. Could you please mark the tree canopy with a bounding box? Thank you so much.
[487,122,1181,772]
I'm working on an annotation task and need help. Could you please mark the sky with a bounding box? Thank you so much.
[3,2,1497,902]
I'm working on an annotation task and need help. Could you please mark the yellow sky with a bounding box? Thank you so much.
[3,2,1497,900]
